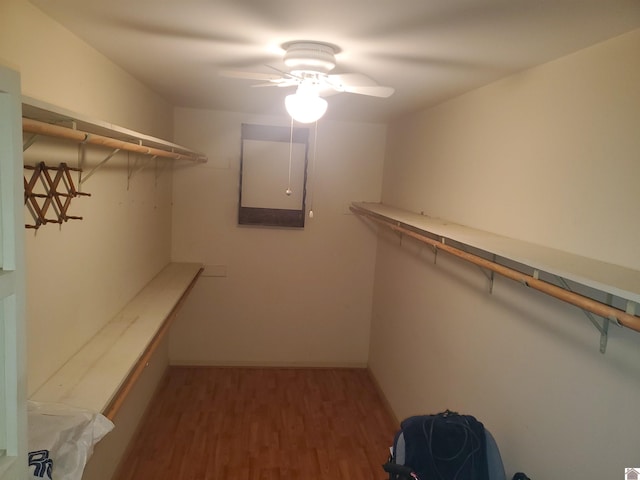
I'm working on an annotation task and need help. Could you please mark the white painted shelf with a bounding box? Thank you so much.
[22,96,207,163]
[30,262,202,415]
[353,202,640,354]
[353,202,640,305]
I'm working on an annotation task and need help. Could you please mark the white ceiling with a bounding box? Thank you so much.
[30,0,640,123]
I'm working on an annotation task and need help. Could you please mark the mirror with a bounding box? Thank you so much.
[238,123,309,228]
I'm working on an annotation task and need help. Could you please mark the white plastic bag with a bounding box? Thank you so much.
[27,401,114,480]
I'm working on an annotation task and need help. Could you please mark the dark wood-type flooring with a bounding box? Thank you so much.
[114,367,398,480]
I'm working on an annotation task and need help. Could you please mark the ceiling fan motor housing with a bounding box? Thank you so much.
[283,42,337,74]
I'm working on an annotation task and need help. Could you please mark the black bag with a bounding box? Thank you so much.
[383,410,493,480]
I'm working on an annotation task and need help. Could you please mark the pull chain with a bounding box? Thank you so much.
[308,120,319,218]
[286,116,293,196]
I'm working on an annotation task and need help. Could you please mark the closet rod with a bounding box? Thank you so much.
[22,118,206,163]
[351,206,640,333]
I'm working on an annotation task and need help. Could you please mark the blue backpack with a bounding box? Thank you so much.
[383,410,506,480]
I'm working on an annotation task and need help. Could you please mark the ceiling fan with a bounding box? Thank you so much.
[220,41,395,122]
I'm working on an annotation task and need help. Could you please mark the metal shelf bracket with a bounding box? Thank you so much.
[23,133,40,152]
[555,277,621,353]
[79,146,121,186]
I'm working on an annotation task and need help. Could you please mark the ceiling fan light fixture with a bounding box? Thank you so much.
[283,42,337,74]
[224,40,393,118]
[285,87,328,124]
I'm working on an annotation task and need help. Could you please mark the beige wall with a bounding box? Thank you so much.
[370,29,640,479]
[2,0,174,396]
[0,1,179,478]
[170,109,385,367]
[22,138,174,395]
[0,0,173,138]
[381,28,640,271]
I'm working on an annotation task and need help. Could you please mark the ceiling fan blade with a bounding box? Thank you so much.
[343,85,396,98]
[250,82,282,87]
[326,73,395,97]
[219,70,283,81]
[317,85,341,97]
[264,64,305,82]
[251,79,299,88]
[327,73,379,87]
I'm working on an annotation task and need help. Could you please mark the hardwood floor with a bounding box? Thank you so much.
[114,367,398,480]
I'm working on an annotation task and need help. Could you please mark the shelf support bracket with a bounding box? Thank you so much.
[458,243,495,290]
[392,222,403,244]
[434,238,445,264]
[154,157,171,186]
[127,147,155,189]
[489,254,496,294]
[601,317,611,353]
[626,301,637,316]
[23,133,40,152]
[79,147,121,186]
[555,277,621,353]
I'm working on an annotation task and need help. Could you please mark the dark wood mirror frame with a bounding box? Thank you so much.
[238,123,309,228]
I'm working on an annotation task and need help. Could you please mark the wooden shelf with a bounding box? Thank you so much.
[21,96,207,163]
[353,202,640,303]
[29,262,203,417]
[351,202,640,347]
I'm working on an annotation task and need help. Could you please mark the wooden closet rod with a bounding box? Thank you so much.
[22,118,206,163]
[351,206,640,333]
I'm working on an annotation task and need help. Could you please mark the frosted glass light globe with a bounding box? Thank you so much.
[285,87,327,123]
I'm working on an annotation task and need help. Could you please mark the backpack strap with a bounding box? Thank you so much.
[382,462,418,480]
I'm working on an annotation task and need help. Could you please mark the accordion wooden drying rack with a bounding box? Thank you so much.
[23,162,90,229]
